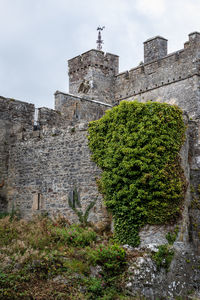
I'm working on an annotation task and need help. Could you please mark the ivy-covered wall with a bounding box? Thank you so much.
[88,101,186,246]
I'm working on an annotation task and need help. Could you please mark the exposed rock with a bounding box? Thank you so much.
[90,265,103,277]
[52,275,68,284]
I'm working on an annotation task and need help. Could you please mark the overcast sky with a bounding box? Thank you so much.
[0,0,200,109]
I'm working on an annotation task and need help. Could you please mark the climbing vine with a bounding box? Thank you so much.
[88,101,186,246]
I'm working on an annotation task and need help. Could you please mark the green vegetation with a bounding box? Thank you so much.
[152,244,174,271]
[152,227,179,272]
[53,224,97,247]
[0,215,128,299]
[68,187,97,226]
[88,244,126,279]
[165,226,179,245]
[88,101,186,246]
[0,206,19,221]
[0,212,10,219]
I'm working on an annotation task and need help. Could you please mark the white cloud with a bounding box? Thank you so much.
[136,0,166,17]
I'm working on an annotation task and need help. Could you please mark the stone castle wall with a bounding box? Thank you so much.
[0,96,110,225]
[6,124,109,225]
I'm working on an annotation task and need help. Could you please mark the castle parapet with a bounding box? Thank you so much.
[68,49,119,77]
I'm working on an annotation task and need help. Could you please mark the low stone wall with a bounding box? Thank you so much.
[6,122,109,226]
[0,95,111,221]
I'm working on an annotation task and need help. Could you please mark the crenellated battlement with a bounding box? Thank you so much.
[113,32,200,118]
[68,49,119,76]
[68,49,119,104]
[115,47,193,97]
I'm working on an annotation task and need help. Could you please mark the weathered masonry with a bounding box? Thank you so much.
[1,32,200,298]
[1,32,200,223]
[0,95,111,225]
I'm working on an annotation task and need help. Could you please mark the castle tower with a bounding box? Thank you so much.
[68,49,119,104]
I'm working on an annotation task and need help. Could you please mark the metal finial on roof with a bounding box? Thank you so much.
[96,26,105,50]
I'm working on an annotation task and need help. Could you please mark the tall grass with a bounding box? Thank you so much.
[0,215,128,299]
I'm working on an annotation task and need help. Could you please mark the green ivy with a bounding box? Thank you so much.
[88,101,186,246]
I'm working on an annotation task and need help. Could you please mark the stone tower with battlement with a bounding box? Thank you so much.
[68,49,119,104]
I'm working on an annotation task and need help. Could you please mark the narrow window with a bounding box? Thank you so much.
[37,193,40,210]
[32,193,41,211]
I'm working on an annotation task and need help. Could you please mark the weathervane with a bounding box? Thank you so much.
[96,26,105,50]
